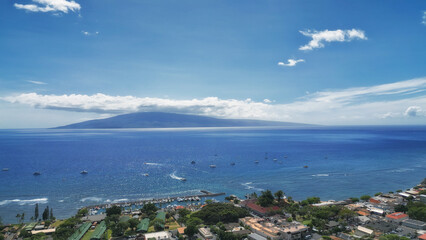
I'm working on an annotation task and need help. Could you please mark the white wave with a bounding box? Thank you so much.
[58,200,64,203]
[80,197,103,202]
[241,182,264,191]
[0,198,48,206]
[105,199,111,203]
[144,162,162,166]
[112,198,129,203]
[312,174,329,177]
[170,171,186,181]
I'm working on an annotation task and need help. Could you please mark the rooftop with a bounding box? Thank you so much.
[386,212,408,220]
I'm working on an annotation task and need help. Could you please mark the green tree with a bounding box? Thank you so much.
[178,208,191,219]
[128,218,139,231]
[50,208,54,220]
[274,190,284,202]
[379,234,410,240]
[394,204,408,213]
[350,197,359,203]
[34,204,39,221]
[142,203,158,216]
[42,206,49,221]
[54,217,81,240]
[186,217,202,227]
[360,195,371,201]
[184,224,198,239]
[258,190,274,207]
[76,208,88,217]
[20,229,32,238]
[112,222,129,237]
[375,192,382,196]
[151,218,165,231]
[106,205,122,217]
[191,203,249,225]
[16,214,21,224]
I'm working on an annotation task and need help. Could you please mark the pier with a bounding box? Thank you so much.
[83,190,226,210]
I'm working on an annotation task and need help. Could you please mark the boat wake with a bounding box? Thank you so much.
[144,162,162,166]
[312,174,329,177]
[170,171,186,181]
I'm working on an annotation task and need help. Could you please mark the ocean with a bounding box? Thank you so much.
[0,126,425,223]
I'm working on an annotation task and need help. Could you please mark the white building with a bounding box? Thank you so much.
[143,231,172,240]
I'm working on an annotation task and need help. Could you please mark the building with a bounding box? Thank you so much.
[137,218,150,233]
[198,227,213,239]
[354,226,373,237]
[402,219,426,230]
[90,221,107,240]
[240,200,280,216]
[248,233,267,240]
[386,212,409,223]
[82,214,107,222]
[143,231,172,240]
[418,233,426,240]
[239,217,308,240]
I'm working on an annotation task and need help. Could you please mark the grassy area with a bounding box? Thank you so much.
[302,220,312,226]
[147,225,155,233]
[51,220,65,228]
[166,220,180,230]
[82,230,94,240]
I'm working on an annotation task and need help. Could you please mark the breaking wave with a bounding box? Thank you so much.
[0,198,48,206]
[312,174,329,177]
[80,197,103,202]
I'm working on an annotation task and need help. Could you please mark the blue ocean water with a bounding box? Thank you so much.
[0,126,425,223]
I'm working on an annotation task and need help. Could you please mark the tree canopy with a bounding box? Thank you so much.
[192,203,249,225]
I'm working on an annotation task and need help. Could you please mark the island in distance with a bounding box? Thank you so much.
[55,112,312,129]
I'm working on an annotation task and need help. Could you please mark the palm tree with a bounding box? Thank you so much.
[274,190,284,202]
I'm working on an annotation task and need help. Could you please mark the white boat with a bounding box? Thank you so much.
[143,173,149,176]
[80,170,88,174]
[209,165,216,168]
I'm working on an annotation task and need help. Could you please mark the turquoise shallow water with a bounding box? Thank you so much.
[0,126,425,223]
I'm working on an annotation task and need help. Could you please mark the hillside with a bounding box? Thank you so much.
[55,112,310,129]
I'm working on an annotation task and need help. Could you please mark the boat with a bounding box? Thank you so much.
[191,160,196,164]
[230,162,235,166]
[33,172,41,176]
[303,165,308,168]
[2,168,9,171]
[273,158,277,161]
[80,170,88,174]
[255,160,259,164]
[180,178,187,181]
[209,165,216,168]
[143,173,149,176]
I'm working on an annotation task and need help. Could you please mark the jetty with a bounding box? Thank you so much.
[83,190,225,210]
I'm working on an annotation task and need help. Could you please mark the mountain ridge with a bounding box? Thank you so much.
[55,112,312,129]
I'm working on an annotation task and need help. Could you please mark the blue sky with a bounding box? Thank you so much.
[0,0,425,128]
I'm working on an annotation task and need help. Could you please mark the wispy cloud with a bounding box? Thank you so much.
[422,11,426,25]
[278,59,305,67]
[299,29,367,51]
[2,77,426,125]
[27,80,47,85]
[81,31,99,36]
[14,0,81,14]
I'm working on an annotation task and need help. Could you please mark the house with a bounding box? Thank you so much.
[143,231,172,240]
[354,226,373,237]
[136,218,150,233]
[177,227,186,236]
[402,219,426,230]
[82,214,106,222]
[198,227,214,239]
[357,216,371,224]
[418,233,426,240]
[248,233,267,240]
[386,212,409,223]
[239,217,308,240]
[240,199,280,216]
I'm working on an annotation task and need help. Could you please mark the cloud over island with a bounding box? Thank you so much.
[2,77,426,125]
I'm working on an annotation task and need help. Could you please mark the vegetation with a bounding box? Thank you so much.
[274,190,284,202]
[350,197,359,202]
[53,217,81,240]
[106,205,121,217]
[35,204,39,221]
[406,201,426,221]
[360,195,371,201]
[257,190,274,207]
[379,234,410,240]
[192,203,249,225]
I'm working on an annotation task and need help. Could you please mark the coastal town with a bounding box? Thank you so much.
[1,179,425,240]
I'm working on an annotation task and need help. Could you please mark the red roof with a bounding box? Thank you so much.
[418,233,426,240]
[175,206,185,210]
[369,198,380,204]
[243,200,280,214]
[386,212,408,220]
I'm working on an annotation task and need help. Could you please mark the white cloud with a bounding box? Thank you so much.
[27,80,47,85]
[422,11,426,25]
[14,0,80,14]
[299,29,367,51]
[2,77,426,125]
[81,31,99,36]
[404,106,423,117]
[278,59,305,67]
